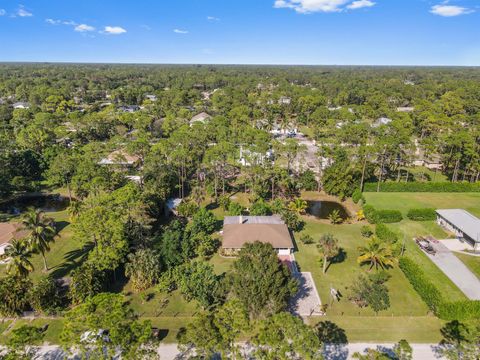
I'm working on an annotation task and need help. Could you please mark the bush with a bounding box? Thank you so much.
[363,205,377,223]
[363,182,480,193]
[437,301,480,321]
[407,208,436,221]
[375,224,399,243]
[250,199,272,216]
[227,201,244,216]
[398,257,443,312]
[375,210,403,223]
[352,189,363,204]
[361,225,374,238]
[298,170,318,191]
[29,276,66,315]
[300,234,315,244]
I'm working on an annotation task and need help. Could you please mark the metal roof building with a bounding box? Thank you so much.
[436,209,480,250]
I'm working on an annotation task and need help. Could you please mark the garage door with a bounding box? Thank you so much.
[278,248,291,255]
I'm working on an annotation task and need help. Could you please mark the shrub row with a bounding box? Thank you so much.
[406,208,437,221]
[398,258,443,311]
[363,182,480,193]
[363,205,403,224]
[399,257,480,320]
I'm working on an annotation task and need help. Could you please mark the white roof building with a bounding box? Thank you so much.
[436,209,480,250]
[190,112,211,126]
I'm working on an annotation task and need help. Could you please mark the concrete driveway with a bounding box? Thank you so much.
[424,241,480,300]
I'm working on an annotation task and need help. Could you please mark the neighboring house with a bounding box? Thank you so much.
[436,209,480,251]
[190,112,211,126]
[239,146,274,167]
[222,216,294,255]
[118,105,141,113]
[12,102,30,109]
[396,106,415,112]
[372,117,392,128]
[99,150,141,167]
[269,122,297,137]
[278,96,292,105]
[328,106,342,111]
[0,223,29,256]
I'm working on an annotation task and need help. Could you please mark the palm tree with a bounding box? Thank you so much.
[67,199,83,222]
[357,237,397,271]
[328,209,343,224]
[1,239,34,278]
[317,233,339,274]
[288,198,308,215]
[21,208,57,271]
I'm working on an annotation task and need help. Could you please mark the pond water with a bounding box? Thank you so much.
[306,200,349,220]
[0,194,70,215]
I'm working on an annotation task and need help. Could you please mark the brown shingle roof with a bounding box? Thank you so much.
[222,223,294,249]
[0,223,29,246]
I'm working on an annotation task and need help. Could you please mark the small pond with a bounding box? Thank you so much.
[306,200,349,220]
[0,194,70,215]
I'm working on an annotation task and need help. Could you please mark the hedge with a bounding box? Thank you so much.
[438,301,480,321]
[363,182,480,193]
[399,257,480,320]
[407,208,436,221]
[399,257,443,312]
[362,205,402,224]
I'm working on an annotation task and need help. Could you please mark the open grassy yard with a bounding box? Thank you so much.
[364,192,480,218]
[455,253,480,279]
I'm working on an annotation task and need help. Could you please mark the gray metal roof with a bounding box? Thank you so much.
[436,209,480,243]
[224,215,284,225]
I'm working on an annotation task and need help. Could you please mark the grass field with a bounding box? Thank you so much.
[364,192,480,218]
[455,253,480,280]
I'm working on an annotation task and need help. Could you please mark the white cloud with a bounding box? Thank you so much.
[347,0,375,10]
[430,4,472,17]
[17,6,33,17]
[75,24,95,32]
[0,9,6,16]
[274,0,350,13]
[45,18,61,25]
[207,16,220,21]
[103,26,127,35]
[174,29,189,34]
[63,20,77,26]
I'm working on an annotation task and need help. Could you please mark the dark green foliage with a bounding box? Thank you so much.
[348,272,390,313]
[374,210,403,223]
[0,275,32,316]
[360,225,374,238]
[352,188,363,204]
[69,263,107,304]
[159,219,187,268]
[190,207,217,234]
[363,205,377,224]
[231,242,298,318]
[322,149,358,200]
[375,224,399,243]
[174,261,223,309]
[29,276,66,315]
[125,249,162,292]
[298,170,318,191]
[227,201,244,215]
[406,208,436,221]
[249,199,272,216]
[398,257,444,312]
[364,182,480,193]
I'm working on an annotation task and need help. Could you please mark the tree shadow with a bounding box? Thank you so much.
[316,321,349,360]
[49,241,94,279]
[331,248,347,265]
[54,220,70,233]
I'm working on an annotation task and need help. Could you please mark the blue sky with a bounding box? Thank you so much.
[0,0,479,65]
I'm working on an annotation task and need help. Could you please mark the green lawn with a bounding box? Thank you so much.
[455,253,480,280]
[364,192,480,218]
[0,318,65,345]
[309,316,445,343]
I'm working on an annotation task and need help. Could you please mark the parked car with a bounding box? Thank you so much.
[415,237,436,255]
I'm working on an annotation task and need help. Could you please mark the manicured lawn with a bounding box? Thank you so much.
[295,220,431,317]
[0,318,65,345]
[0,320,12,336]
[455,253,480,280]
[309,316,445,343]
[364,192,480,218]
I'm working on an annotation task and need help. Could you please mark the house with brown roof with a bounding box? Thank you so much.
[222,216,294,255]
[0,223,29,255]
[99,149,141,167]
[190,112,211,126]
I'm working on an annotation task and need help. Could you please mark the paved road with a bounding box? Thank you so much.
[426,242,480,300]
[31,343,444,359]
